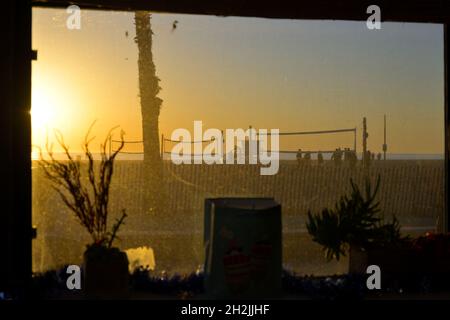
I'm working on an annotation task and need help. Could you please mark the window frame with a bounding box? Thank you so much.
[1,0,448,296]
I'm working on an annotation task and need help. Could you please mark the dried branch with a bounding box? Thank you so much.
[38,124,127,247]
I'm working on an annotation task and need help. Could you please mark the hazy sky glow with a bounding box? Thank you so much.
[31,8,444,156]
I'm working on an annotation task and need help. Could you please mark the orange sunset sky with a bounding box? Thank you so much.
[31,8,444,157]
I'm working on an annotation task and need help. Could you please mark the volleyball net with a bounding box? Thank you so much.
[159,127,357,159]
[111,127,357,158]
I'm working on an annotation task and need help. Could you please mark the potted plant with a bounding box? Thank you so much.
[306,176,410,278]
[39,124,129,299]
[411,233,450,290]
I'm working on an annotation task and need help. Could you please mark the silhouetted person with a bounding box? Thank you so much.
[349,150,357,168]
[317,151,324,165]
[232,145,240,162]
[377,152,382,161]
[365,150,372,167]
[343,148,349,163]
[303,151,311,164]
[296,149,302,165]
[331,148,342,166]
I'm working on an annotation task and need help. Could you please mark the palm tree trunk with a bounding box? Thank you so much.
[134,12,164,218]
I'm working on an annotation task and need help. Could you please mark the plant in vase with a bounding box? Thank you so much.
[411,232,450,290]
[39,124,129,298]
[306,176,409,275]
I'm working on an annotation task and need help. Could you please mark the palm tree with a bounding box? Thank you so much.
[134,12,164,218]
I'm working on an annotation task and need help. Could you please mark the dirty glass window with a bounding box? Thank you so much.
[32,8,445,275]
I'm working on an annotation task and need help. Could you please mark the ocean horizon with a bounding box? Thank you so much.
[32,152,445,161]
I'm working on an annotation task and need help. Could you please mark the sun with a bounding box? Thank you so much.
[31,87,57,130]
[31,83,64,159]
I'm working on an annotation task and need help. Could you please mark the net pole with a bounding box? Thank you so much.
[363,117,368,168]
[161,134,164,158]
[384,114,386,160]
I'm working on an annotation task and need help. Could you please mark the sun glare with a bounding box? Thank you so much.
[31,83,65,159]
[31,87,57,130]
